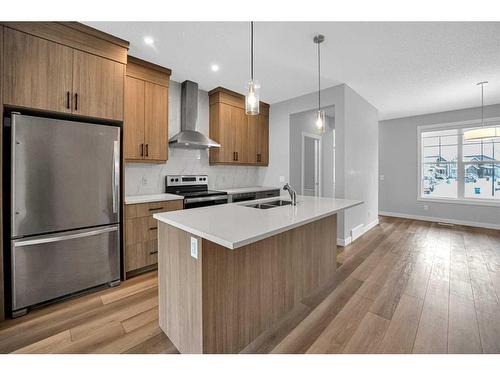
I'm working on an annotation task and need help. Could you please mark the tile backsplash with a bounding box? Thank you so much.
[125,80,262,196]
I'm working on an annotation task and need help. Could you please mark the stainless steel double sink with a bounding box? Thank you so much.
[243,199,293,209]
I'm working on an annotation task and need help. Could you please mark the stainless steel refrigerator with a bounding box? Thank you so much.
[8,113,121,317]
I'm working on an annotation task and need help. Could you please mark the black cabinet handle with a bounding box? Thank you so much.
[145,144,149,157]
[235,151,238,161]
[149,226,158,231]
[149,250,158,255]
[148,207,164,212]
[66,91,70,109]
[74,93,78,111]
[140,144,144,157]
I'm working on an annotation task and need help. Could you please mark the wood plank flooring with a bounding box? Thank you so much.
[1,216,499,354]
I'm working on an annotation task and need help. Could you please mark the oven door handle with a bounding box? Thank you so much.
[184,195,228,204]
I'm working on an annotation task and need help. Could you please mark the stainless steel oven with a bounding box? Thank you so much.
[165,175,228,209]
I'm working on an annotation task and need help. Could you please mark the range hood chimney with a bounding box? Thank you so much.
[169,80,220,149]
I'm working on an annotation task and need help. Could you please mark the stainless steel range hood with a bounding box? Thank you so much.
[169,80,220,149]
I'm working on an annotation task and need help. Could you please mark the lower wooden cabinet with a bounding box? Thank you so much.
[124,199,183,275]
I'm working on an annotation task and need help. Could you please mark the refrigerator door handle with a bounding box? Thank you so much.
[112,140,120,214]
[13,226,118,247]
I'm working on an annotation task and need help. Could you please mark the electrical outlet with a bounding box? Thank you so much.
[380,175,385,181]
[423,205,429,211]
[190,237,198,259]
[141,176,148,186]
[279,176,285,183]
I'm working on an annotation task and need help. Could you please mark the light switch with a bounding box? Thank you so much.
[190,237,198,259]
[279,176,285,183]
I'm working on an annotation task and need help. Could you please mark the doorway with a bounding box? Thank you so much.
[289,105,335,198]
[302,132,321,196]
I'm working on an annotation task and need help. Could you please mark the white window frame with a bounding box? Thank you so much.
[417,117,500,207]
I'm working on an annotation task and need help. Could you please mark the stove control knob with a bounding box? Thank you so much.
[175,178,179,182]
[170,178,174,182]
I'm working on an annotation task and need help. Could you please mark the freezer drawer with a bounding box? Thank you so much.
[11,114,120,237]
[11,225,120,311]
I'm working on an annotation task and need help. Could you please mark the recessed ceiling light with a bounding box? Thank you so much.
[211,64,220,72]
[144,36,154,45]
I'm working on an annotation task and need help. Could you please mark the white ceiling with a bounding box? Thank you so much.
[86,22,500,120]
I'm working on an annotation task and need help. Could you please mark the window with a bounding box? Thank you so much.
[419,123,500,205]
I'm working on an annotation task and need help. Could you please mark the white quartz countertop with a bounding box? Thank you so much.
[221,186,281,195]
[154,195,362,249]
[125,193,183,205]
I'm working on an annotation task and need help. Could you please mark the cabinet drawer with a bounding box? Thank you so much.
[125,240,157,272]
[125,199,183,218]
[125,199,182,273]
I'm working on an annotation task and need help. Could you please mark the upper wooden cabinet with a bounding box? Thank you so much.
[72,50,124,121]
[124,56,171,163]
[1,23,128,121]
[209,87,269,166]
[3,28,73,114]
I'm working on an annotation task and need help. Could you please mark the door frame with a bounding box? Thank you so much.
[301,131,322,197]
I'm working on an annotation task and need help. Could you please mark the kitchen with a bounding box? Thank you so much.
[0,21,362,351]
[1,7,500,372]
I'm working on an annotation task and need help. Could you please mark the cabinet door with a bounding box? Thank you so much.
[124,76,145,160]
[233,105,248,164]
[3,28,73,113]
[144,82,168,161]
[247,114,259,164]
[214,103,236,163]
[72,50,125,121]
[257,114,269,165]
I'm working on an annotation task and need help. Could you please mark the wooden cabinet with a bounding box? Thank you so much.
[72,50,124,120]
[257,114,269,165]
[208,87,269,166]
[0,25,4,322]
[247,113,269,165]
[124,77,145,159]
[124,56,171,163]
[2,24,128,121]
[3,28,73,114]
[144,82,168,161]
[125,199,183,276]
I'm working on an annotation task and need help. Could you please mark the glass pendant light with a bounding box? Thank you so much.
[464,81,500,141]
[245,21,259,115]
[314,34,325,134]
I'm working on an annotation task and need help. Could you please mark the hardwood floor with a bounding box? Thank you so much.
[1,216,499,354]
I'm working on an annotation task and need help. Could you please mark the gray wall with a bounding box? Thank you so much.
[262,84,379,241]
[344,86,379,238]
[289,109,335,199]
[379,103,500,228]
[125,80,261,196]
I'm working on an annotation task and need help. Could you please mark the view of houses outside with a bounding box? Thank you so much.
[421,128,500,200]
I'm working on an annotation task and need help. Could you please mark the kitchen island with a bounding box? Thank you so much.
[154,195,362,353]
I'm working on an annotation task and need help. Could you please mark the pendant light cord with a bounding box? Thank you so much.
[481,83,484,126]
[317,39,321,111]
[251,21,254,82]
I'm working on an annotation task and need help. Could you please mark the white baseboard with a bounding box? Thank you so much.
[379,211,500,230]
[337,218,380,247]
[337,237,352,247]
[351,224,365,241]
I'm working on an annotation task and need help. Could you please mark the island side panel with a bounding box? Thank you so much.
[201,214,337,354]
[158,222,203,353]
